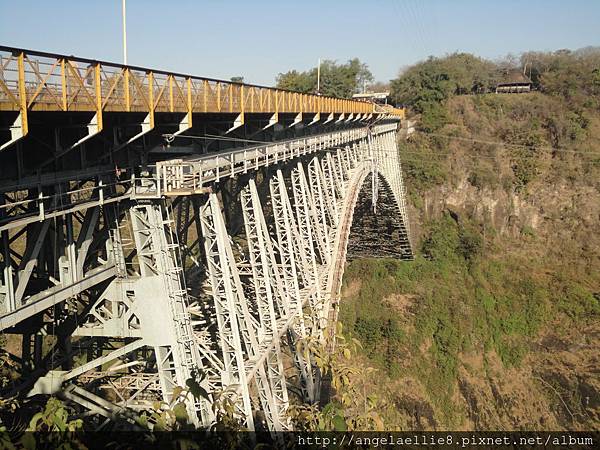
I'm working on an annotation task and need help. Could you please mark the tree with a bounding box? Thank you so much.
[349,58,374,93]
[521,47,600,107]
[390,53,498,111]
[275,58,374,98]
[230,76,244,83]
[275,69,315,93]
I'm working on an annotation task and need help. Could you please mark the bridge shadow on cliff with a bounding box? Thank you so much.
[347,173,413,261]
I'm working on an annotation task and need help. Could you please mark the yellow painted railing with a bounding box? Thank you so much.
[0,46,405,123]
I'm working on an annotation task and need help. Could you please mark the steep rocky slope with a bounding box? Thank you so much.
[339,93,600,430]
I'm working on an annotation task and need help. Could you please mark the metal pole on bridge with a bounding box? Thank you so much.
[122,0,128,65]
[317,58,321,94]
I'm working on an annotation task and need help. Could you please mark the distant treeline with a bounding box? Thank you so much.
[274,47,600,112]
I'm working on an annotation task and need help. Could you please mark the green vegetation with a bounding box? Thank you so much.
[399,87,600,195]
[390,48,600,133]
[289,324,388,431]
[276,58,373,98]
[340,47,600,429]
[390,53,498,131]
[341,213,599,427]
[523,48,600,108]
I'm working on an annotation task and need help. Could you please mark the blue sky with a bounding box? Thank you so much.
[1,0,599,85]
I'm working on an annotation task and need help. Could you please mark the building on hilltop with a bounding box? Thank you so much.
[352,91,392,105]
[495,70,533,93]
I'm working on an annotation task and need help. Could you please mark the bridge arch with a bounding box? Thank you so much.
[324,161,412,328]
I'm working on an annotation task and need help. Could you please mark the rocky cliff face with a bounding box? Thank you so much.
[412,176,600,259]
[340,93,600,430]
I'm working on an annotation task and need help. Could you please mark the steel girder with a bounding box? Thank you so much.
[198,194,255,428]
[269,170,316,402]
[240,180,291,431]
[290,162,326,332]
[128,202,210,426]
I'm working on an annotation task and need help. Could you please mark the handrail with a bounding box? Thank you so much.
[0,45,406,117]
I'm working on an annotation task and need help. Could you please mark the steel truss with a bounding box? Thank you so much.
[0,121,412,431]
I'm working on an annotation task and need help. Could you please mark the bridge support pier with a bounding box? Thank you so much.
[128,201,210,426]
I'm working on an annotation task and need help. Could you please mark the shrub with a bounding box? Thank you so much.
[354,317,383,354]
[458,227,483,261]
[419,101,449,132]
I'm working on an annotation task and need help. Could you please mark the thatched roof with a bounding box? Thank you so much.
[497,70,532,86]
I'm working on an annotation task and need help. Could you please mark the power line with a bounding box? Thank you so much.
[412,131,600,156]
[397,150,600,162]
[407,0,432,57]
[395,154,600,172]
[401,0,426,57]
[392,0,426,61]
[399,147,600,161]
[165,129,600,160]
[397,150,600,171]
[163,133,273,146]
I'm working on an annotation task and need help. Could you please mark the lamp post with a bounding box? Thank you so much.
[316,58,321,94]
[122,0,128,65]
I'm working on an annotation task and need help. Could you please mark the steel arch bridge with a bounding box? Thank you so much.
[0,47,412,431]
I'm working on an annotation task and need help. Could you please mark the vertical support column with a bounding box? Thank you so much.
[60,58,68,111]
[321,153,340,225]
[17,52,28,137]
[94,63,103,132]
[291,163,324,333]
[241,179,291,431]
[326,151,344,203]
[296,162,328,265]
[368,130,379,213]
[147,71,155,129]
[65,211,77,283]
[104,204,127,278]
[199,194,254,429]
[203,79,208,112]
[343,145,352,173]
[307,158,332,258]
[124,68,131,112]
[270,170,316,402]
[74,206,100,281]
[130,201,209,426]
[335,148,348,182]
[0,195,15,312]
[0,52,28,151]
[14,219,50,305]
[316,156,338,234]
